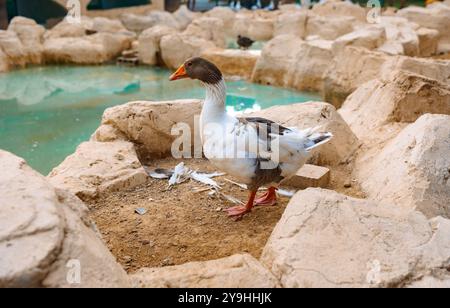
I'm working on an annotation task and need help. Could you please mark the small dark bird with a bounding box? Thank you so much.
[237,35,254,50]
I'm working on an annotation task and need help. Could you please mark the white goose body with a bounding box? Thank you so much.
[199,78,331,189]
[170,57,332,217]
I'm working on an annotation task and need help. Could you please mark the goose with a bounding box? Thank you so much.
[169,57,332,219]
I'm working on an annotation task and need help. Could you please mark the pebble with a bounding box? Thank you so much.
[123,256,133,263]
[135,207,147,215]
[161,257,174,267]
[215,207,222,212]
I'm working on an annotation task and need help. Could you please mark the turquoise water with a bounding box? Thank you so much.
[0,65,319,175]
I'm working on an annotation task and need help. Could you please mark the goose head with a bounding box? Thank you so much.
[169,57,222,85]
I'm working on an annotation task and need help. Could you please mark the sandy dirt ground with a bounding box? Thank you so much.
[88,157,363,273]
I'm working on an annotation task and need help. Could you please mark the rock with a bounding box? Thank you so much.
[380,55,450,86]
[160,33,216,69]
[0,30,27,67]
[138,25,176,65]
[130,254,280,288]
[92,100,203,161]
[0,150,129,287]
[282,164,330,189]
[252,35,333,92]
[91,17,127,33]
[261,188,450,288]
[0,49,8,72]
[312,0,367,22]
[44,17,93,39]
[356,114,450,219]
[377,16,420,56]
[173,5,201,30]
[201,49,260,79]
[274,11,308,38]
[251,34,303,88]
[204,6,236,36]
[7,17,45,64]
[323,47,390,108]
[416,27,439,57]
[251,102,360,166]
[121,11,180,33]
[408,274,450,288]
[289,39,333,91]
[306,15,355,40]
[332,25,386,52]
[184,17,226,48]
[339,61,450,141]
[377,40,404,56]
[43,32,132,64]
[233,14,274,41]
[48,141,147,200]
[397,5,450,53]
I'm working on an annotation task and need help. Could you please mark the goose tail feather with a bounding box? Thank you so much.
[304,132,333,151]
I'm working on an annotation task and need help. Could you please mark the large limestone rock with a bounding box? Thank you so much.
[377,16,420,56]
[233,14,274,41]
[0,49,8,73]
[121,11,181,33]
[131,254,280,288]
[48,141,147,200]
[261,188,450,288]
[332,25,386,52]
[173,5,200,30]
[138,25,176,65]
[92,100,203,160]
[312,0,367,22]
[397,5,450,53]
[160,33,216,69]
[44,18,91,39]
[416,27,439,57]
[408,275,450,288]
[273,10,308,38]
[251,102,360,166]
[306,15,355,40]
[0,31,26,67]
[251,35,304,88]
[323,47,389,108]
[288,39,333,91]
[339,60,450,140]
[252,35,333,92]
[43,32,133,64]
[201,49,260,79]
[380,55,450,85]
[204,6,236,36]
[7,17,45,65]
[91,17,127,33]
[0,150,129,287]
[356,114,450,219]
[184,17,226,48]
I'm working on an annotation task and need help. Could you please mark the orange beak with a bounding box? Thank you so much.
[169,64,188,81]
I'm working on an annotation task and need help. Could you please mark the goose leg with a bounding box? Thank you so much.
[254,186,277,206]
[224,190,257,219]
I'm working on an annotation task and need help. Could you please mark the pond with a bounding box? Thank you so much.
[0,65,320,175]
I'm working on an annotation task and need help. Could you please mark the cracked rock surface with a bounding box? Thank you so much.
[261,188,450,288]
[130,254,280,288]
[0,150,129,287]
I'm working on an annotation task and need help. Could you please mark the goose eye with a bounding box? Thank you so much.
[187,62,193,67]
